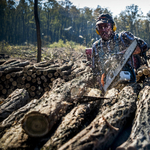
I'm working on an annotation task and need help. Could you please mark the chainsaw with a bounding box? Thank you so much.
[103,40,137,92]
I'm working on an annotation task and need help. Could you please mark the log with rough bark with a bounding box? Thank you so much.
[21,72,93,137]
[1,59,16,66]
[42,88,103,150]
[0,60,29,71]
[0,88,30,122]
[116,85,150,150]
[58,85,137,150]
[56,61,74,73]
[71,61,86,75]
[0,96,47,141]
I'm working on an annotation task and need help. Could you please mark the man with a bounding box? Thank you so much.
[92,13,148,90]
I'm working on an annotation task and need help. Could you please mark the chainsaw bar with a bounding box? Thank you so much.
[103,40,137,92]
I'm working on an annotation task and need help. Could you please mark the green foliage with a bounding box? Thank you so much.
[0,40,12,55]
[48,39,86,51]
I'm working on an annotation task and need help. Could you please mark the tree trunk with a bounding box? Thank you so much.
[116,85,150,150]
[42,88,103,150]
[58,86,137,150]
[34,0,41,63]
[21,72,93,137]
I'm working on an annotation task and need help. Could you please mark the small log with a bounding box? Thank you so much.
[36,70,42,75]
[2,89,7,95]
[27,69,32,76]
[72,61,86,75]
[0,71,3,77]
[137,70,143,77]
[5,74,11,79]
[32,78,36,83]
[31,73,36,78]
[23,64,35,72]
[60,69,72,76]
[0,88,30,122]
[48,72,53,78]
[4,67,23,74]
[143,67,150,75]
[12,81,17,86]
[0,60,26,71]
[56,61,74,73]
[33,60,53,68]
[1,59,17,66]
[136,65,149,77]
[27,76,31,81]
[76,66,91,77]
[43,70,48,76]
[0,84,3,90]
[116,85,150,150]
[0,60,6,65]
[58,86,137,150]
[54,71,59,77]
[1,75,5,81]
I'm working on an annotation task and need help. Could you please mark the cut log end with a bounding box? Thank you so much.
[22,111,49,137]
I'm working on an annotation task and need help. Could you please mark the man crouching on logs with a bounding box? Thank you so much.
[91,13,148,92]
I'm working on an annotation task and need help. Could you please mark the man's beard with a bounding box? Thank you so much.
[101,31,112,40]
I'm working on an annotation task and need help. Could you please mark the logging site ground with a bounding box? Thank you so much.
[0,40,86,63]
[1,40,150,150]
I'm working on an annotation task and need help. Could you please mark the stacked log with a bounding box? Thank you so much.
[135,65,150,82]
[0,59,30,98]
[0,58,91,99]
[0,49,149,150]
[0,72,94,149]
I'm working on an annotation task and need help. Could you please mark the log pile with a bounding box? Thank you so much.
[0,57,92,99]
[0,48,150,150]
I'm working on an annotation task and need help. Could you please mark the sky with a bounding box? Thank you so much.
[68,0,150,17]
[14,0,150,17]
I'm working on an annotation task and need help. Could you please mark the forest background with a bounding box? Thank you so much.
[0,0,150,48]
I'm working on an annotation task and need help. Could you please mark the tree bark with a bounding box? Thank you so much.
[21,72,93,137]
[34,0,41,63]
[58,86,137,150]
[42,88,103,150]
[116,85,150,150]
[0,88,30,122]
[0,73,93,149]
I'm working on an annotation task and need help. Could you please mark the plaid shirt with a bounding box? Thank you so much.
[92,31,148,76]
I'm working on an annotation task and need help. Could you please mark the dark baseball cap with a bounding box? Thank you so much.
[96,14,114,25]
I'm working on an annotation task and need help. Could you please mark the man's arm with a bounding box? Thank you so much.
[119,31,148,56]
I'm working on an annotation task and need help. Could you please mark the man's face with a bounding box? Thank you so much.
[97,23,113,41]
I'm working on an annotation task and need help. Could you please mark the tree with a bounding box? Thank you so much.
[34,0,41,62]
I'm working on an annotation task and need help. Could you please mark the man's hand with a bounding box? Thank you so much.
[133,46,141,55]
